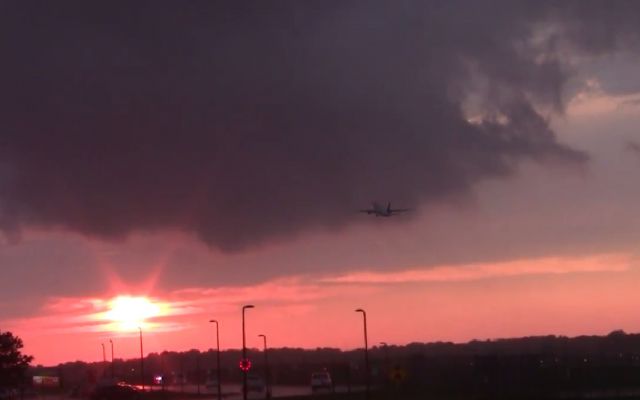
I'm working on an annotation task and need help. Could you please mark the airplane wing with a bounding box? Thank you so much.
[391,208,411,213]
[359,209,374,214]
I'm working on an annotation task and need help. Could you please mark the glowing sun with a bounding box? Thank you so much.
[105,296,161,331]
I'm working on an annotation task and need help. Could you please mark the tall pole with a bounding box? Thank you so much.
[138,327,144,391]
[101,343,106,377]
[355,309,369,399]
[242,305,255,400]
[109,339,115,379]
[161,352,165,392]
[180,354,185,393]
[258,334,270,400]
[380,342,389,366]
[197,354,201,395]
[209,320,222,400]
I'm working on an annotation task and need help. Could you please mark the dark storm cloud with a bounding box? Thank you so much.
[0,1,636,250]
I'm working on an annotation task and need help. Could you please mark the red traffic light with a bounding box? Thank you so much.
[239,358,252,372]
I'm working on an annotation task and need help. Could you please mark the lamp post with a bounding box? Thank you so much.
[101,343,106,377]
[138,327,144,391]
[242,305,255,400]
[180,354,185,393]
[380,341,389,364]
[196,354,201,395]
[355,308,369,399]
[209,320,222,400]
[161,351,166,392]
[258,334,270,399]
[109,339,115,379]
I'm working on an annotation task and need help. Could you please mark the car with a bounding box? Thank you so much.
[90,383,140,400]
[310,371,333,393]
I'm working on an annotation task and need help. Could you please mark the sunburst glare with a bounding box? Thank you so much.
[104,296,161,331]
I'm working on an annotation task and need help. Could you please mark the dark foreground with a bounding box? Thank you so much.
[105,387,640,400]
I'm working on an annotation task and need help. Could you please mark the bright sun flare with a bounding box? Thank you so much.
[105,296,161,331]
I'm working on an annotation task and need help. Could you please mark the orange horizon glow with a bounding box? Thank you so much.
[5,250,640,366]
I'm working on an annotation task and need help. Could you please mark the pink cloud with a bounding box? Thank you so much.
[9,252,640,365]
[8,253,629,338]
[322,253,631,284]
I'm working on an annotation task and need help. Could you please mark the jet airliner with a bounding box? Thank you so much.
[360,202,410,217]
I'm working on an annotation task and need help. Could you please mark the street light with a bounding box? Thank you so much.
[242,305,255,400]
[138,327,144,391]
[209,320,222,400]
[101,343,106,377]
[258,334,270,400]
[380,342,389,361]
[355,308,369,399]
[109,339,115,379]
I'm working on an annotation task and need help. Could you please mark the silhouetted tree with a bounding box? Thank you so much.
[0,331,33,388]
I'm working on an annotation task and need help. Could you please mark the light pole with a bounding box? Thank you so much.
[380,342,389,364]
[161,351,165,392]
[109,339,115,379]
[258,334,270,399]
[101,343,106,377]
[209,320,222,400]
[138,327,144,391]
[355,308,369,399]
[196,354,201,395]
[242,305,254,400]
[180,354,185,393]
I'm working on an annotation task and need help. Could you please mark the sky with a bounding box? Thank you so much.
[2,1,640,366]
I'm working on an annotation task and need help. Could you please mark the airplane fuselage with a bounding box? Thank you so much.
[361,202,408,217]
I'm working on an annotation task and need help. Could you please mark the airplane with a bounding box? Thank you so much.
[359,201,410,217]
